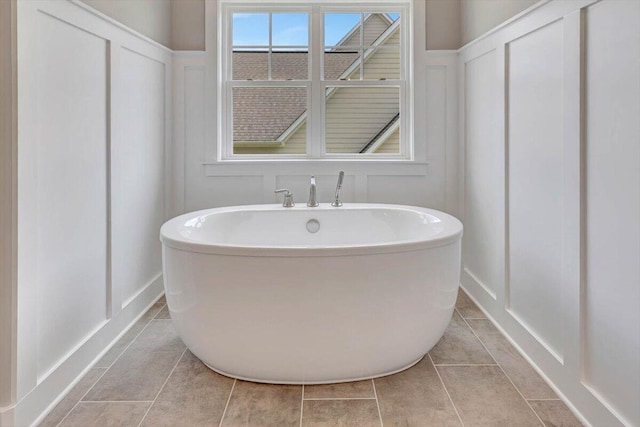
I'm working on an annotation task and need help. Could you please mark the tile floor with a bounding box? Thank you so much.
[40,290,584,427]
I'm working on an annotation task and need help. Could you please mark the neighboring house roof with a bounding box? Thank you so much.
[233,13,399,152]
[232,52,358,142]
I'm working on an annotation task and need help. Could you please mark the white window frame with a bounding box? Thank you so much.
[218,0,413,161]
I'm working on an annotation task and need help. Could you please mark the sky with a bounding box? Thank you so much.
[233,12,399,47]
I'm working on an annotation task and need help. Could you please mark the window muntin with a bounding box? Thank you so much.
[222,4,409,159]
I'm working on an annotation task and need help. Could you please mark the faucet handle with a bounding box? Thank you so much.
[274,189,295,207]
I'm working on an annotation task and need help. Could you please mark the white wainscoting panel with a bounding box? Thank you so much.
[583,0,640,425]
[366,175,430,206]
[462,49,502,300]
[33,8,109,380]
[15,1,172,425]
[506,19,565,362]
[112,46,166,308]
[458,0,640,426]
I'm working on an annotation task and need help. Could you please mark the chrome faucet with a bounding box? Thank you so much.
[307,176,319,207]
[274,189,294,207]
[331,171,344,207]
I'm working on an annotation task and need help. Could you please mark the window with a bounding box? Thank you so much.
[220,2,411,159]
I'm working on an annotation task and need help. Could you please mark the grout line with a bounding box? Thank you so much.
[54,303,166,427]
[153,304,168,320]
[80,400,154,403]
[137,347,188,427]
[104,304,167,369]
[303,397,378,401]
[434,363,499,367]
[458,309,546,427]
[218,379,237,427]
[299,385,304,427]
[54,368,110,427]
[371,379,384,427]
[429,353,465,427]
[526,398,562,401]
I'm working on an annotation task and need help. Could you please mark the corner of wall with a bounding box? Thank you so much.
[0,0,18,424]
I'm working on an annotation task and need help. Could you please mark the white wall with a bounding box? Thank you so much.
[168,0,466,51]
[12,1,172,425]
[458,0,640,426]
[0,0,17,424]
[460,0,539,45]
[425,0,461,50]
[80,0,172,47]
[171,0,205,50]
[172,0,459,216]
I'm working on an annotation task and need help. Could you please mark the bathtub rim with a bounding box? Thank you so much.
[160,203,463,257]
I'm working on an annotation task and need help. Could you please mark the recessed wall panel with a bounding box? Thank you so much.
[463,50,502,297]
[112,48,166,306]
[367,176,429,206]
[584,1,640,424]
[35,13,108,377]
[197,176,263,208]
[426,65,447,210]
[507,20,565,360]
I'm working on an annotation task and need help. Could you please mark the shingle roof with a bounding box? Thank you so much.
[232,52,358,142]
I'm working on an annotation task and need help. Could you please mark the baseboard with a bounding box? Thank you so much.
[458,285,592,427]
[14,276,164,427]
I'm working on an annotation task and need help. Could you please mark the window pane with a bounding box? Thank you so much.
[233,49,268,80]
[272,49,308,80]
[325,86,400,154]
[363,47,400,80]
[324,13,361,47]
[273,13,309,46]
[233,13,268,46]
[232,87,307,154]
[324,48,360,80]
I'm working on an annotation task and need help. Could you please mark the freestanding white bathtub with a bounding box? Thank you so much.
[160,203,462,384]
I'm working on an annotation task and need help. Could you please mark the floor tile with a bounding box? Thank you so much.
[467,319,557,399]
[456,288,486,319]
[221,381,301,427]
[375,357,461,427]
[84,321,185,401]
[438,365,542,427]
[95,302,165,368]
[302,400,380,427]
[141,350,234,427]
[304,380,374,399]
[59,402,150,427]
[40,368,107,427]
[529,400,584,427]
[430,312,495,365]
[154,305,170,319]
[157,295,166,305]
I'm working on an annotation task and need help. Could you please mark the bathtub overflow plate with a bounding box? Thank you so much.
[306,219,320,233]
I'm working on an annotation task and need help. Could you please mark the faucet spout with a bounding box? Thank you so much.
[307,176,319,207]
[331,171,344,207]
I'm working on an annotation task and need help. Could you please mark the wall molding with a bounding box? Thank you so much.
[458,1,638,426]
[10,1,171,425]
